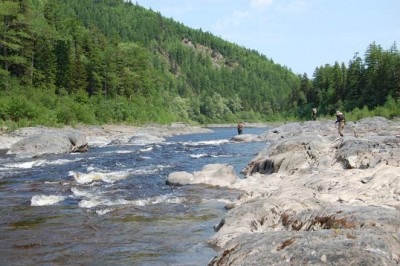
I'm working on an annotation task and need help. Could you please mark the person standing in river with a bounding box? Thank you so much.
[237,122,244,135]
[335,110,345,137]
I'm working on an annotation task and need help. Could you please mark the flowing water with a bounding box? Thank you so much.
[0,127,269,265]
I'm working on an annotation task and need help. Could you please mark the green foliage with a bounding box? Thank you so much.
[6,96,39,122]
[170,96,190,122]
[345,96,400,121]
[346,106,372,121]
[293,43,400,121]
[0,0,398,129]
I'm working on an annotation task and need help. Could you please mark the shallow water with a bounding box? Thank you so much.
[0,127,269,265]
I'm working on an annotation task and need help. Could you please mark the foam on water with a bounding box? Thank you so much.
[115,150,134,154]
[4,158,82,169]
[139,146,153,152]
[69,170,131,184]
[181,139,230,146]
[190,153,209,159]
[79,197,134,208]
[190,153,234,159]
[45,158,82,165]
[101,149,133,155]
[74,188,183,209]
[5,160,46,169]
[132,194,183,206]
[96,208,114,215]
[31,194,66,206]
[79,198,103,208]
[129,164,172,175]
[211,154,234,158]
[70,187,100,198]
[70,163,173,185]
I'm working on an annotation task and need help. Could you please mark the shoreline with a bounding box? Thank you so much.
[0,121,280,151]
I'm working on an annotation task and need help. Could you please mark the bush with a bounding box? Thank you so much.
[6,96,39,122]
[55,97,97,125]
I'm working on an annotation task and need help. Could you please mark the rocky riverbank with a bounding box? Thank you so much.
[2,118,400,264]
[206,117,400,265]
[0,123,213,157]
[165,117,400,264]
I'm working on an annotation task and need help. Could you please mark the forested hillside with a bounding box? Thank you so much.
[0,0,299,129]
[290,43,400,120]
[0,0,399,130]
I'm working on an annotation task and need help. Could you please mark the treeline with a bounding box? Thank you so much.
[290,42,400,120]
[0,0,399,131]
[0,0,298,130]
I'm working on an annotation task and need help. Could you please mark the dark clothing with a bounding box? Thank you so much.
[237,123,244,135]
[335,114,345,123]
[335,114,345,137]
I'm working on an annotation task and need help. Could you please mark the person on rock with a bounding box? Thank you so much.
[237,122,244,135]
[335,110,346,137]
[312,108,317,121]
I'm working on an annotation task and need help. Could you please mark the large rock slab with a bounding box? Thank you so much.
[209,206,400,265]
[208,117,400,265]
[8,131,88,157]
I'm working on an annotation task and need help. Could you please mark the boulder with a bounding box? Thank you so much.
[128,133,165,145]
[8,131,88,157]
[242,135,331,176]
[166,171,194,186]
[167,163,239,187]
[231,134,260,142]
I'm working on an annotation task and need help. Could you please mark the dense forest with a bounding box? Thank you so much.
[292,42,400,120]
[0,0,399,130]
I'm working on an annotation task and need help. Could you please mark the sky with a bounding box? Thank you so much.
[133,0,400,77]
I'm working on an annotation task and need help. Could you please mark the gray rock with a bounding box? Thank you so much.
[209,117,400,265]
[166,171,194,186]
[243,135,331,176]
[167,163,239,187]
[128,133,165,145]
[231,134,260,142]
[8,131,88,157]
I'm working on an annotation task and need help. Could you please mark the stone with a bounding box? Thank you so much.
[208,117,400,265]
[167,163,239,187]
[8,131,88,158]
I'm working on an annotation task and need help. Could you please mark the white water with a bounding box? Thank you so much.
[31,194,66,206]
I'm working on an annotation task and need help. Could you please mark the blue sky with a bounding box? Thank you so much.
[133,0,399,77]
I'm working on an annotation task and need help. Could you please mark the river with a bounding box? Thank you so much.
[0,127,269,265]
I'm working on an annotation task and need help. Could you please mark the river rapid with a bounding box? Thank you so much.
[0,127,269,265]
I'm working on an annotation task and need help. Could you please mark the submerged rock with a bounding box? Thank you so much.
[167,163,239,187]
